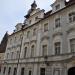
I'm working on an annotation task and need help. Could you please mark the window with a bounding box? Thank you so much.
[56,4,60,10]
[21,68,25,75]
[11,52,14,59]
[17,51,19,59]
[70,39,75,52]
[14,37,16,43]
[44,23,48,32]
[27,31,30,38]
[55,18,60,28]
[13,68,17,75]
[29,70,32,75]
[53,69,60,75]
[10,39,12,44]
[55,42,61,55]
[0,66,1,73]
[3,67,6,74]
[7,53,9,59]
[31,45,35,57]
[24,47,27,58]
[33,28,37,36]
[29,20,31,24]
[8,67,11,75]
[42,45,47,56]
[40,68,45,75]
[35,16,38,21]
[69,12,75,23]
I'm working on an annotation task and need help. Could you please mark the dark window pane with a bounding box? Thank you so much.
[40,68,45,75]
[21,68,24,75]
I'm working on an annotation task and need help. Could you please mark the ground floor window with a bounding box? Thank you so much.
[68,67,75,75]
[13,68,17,75]
[29,70,32,75]
[21,67,25,75]
[8,67,11,75]
[40,68,45,75]
[53,68,60,75]
[0,66,1,73]
[3,67,6,74]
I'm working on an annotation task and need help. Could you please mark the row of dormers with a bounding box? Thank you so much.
[14,0,73,32]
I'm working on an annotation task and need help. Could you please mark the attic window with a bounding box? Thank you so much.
[29,20,31,24]
[35,16,38,21]
[56,4,60,10]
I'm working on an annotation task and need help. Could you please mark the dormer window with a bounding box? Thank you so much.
[29,20,31,24]
[35,16,38,21]
[44,23,48,32]
[55,4,60,10]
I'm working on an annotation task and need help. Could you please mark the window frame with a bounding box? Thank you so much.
[21,67,25,75]
[44,23,48,32]
[69,12,75,23]
[55,4,60,10]
[31,45,35,57]
[70,39,75,53]
[42,45,48,56]
[24,47,27,58]
[55,18,60,28]
[54,42,61,55]
[40,68,45,75]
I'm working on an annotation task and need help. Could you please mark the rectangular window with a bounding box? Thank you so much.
[3,67,6,74]
[40,68,45,75]
[10,39,12,44]
[11,52,14,59]
[17,51,19,59]
[29,20,31,24]
[0,66,1,73]
[35,16,38,21]
[31,45,35,57]
[27,31,30,38]
[55,42,61,55]
[7,53,9,59]
[21,68,25,75]
[13,68,17,75]
[55,18,60,28]
[69,12,75,23]
[70,39,75,52]
[24,47,27,58]
[42,45,47,56]
[44,23,48,32]
[56,4,60,10]
[33,28,37,36]
[53,69,60,75]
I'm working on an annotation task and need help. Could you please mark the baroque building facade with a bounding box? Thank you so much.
[0,0,75,75]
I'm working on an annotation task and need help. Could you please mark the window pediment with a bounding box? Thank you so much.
[41,36,49,42]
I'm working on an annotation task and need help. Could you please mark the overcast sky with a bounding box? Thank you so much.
[0,0,69,42]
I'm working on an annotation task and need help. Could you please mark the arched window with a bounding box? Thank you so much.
[68,67,75,75]
[31,45,35,57]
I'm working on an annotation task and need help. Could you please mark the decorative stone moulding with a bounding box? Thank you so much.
[53,32,63,38]
[41,35,49,41]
